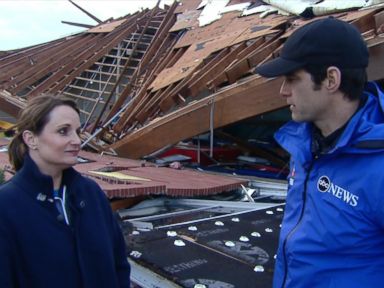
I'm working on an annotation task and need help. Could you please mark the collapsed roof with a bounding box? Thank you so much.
[1,0,384,159]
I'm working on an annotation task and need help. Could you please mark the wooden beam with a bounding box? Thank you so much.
[367,38,384,81]
[108,76,286,159]
[0,91,25,117]
[61,20,94,28]
[68,0,102,24]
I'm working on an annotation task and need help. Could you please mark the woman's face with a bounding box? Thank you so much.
[27,105,81,175]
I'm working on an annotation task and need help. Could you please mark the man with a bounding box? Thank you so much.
[255,17,384,287]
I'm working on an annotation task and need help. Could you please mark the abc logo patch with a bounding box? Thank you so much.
[317,176,330,192]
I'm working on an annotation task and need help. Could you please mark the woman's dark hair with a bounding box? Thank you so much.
[304,65,367,101]
[8,94,79,171]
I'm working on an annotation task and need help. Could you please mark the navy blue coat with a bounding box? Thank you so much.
[0,155,130,287]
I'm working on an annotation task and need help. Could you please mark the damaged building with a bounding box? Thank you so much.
[1,0,384,287]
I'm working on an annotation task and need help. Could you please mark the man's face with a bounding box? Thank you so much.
[280,69,331,124]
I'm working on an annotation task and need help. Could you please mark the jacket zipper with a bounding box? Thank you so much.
[281,160,315,288]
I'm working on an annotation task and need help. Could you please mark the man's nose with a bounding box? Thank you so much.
[280,80,291,98]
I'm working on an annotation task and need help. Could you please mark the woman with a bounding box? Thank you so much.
[0,94,130,287]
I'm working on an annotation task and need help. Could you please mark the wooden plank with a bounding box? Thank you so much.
[226,38,283,83]
[135,88,167,123]
[367,38,384,81]
[0,91,25,118]
[187,44,243,96]
[157,61,205,112]
[108,76,286,159]
[226,60,250,84]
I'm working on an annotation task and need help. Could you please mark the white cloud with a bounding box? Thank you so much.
[0,0,175,50]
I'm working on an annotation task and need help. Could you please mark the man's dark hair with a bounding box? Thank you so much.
[304,65,367,101]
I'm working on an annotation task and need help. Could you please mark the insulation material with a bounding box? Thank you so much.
[311,0,372,16]
[242,5,279,17]
[197,0,209,9]
[365,0,384,6]
[198,0,230,26]
[262,0,384,17]
[220,2,252,14]
[197,1,252,26]
[169,10,201,32]
[262,0,320,16]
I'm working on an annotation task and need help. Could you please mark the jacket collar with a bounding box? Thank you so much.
[12,154,80,202]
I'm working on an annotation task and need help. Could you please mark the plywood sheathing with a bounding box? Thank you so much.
[174,12,284,49]
[87,19,127,33]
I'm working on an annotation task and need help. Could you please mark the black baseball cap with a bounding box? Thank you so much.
[255,17,369,77]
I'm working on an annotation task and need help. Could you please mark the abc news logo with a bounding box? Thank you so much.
[317,176,331,192]
[317,175,358,207]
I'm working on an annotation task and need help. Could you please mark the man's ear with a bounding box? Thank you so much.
[325,66,341,92]
[22,130,38,150]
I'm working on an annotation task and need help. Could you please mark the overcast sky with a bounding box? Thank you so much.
[0,0,175,51]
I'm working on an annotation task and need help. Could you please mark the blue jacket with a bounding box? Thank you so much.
[273,82,384,288]
[0,155,130,288]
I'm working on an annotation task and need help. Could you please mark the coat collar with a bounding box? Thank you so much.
[12,154,80,202]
